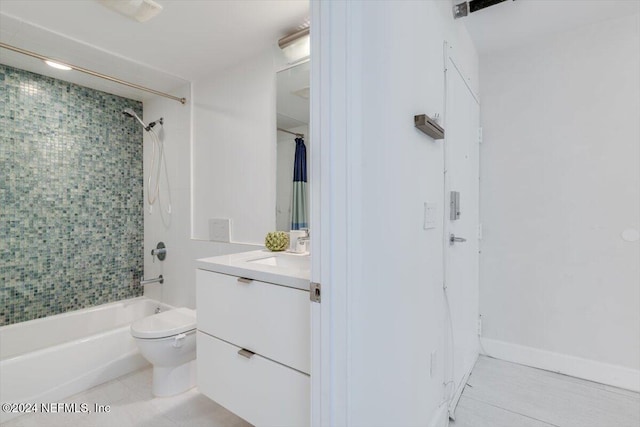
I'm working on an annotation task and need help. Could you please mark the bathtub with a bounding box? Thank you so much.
[0,297,172,423]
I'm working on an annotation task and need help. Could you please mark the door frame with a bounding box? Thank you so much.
[310,1,360,425]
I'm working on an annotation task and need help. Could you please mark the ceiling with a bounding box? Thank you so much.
[2,0,636,100]
[0,0,309,82]
[0,12,190,102]
[461,0,640,55]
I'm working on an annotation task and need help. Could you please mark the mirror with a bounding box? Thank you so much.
[276,61,310,232]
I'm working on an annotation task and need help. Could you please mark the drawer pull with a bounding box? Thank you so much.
[238,348,255,359]
[237,277,253,284]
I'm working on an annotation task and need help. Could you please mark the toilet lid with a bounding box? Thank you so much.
[131,308,196,339]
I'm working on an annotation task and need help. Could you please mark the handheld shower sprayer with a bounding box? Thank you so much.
[122,107,170,216]
[122,108,150,131]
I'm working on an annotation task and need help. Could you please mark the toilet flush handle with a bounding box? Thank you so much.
[172,333,186,348]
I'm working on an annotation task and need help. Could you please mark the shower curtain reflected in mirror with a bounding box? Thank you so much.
[291,137,307,230]
[276,60,310,232]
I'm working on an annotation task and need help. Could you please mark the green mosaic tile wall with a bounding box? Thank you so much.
[0,64,144,326]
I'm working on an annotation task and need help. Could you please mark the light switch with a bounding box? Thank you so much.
[424,202,437,230]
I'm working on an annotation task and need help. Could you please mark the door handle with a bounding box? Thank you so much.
[449,233,467,244]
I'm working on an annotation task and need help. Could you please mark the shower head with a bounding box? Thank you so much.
[122,108,136,118]
[122,108,149,131]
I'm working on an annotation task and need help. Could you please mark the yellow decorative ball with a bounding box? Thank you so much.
[265,231,290,252]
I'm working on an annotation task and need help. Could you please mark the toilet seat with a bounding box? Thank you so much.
[131,308,196,339]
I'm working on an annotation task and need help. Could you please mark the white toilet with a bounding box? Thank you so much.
[130,308,197,397]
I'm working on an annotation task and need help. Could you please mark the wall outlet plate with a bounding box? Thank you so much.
[209,218,231,242]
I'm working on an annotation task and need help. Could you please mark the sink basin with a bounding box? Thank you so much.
[197,250,310,290]
[247,253,309,271]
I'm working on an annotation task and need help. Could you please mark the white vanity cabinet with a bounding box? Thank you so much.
[196,267,310,427]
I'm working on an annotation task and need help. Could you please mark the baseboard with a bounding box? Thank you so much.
[480,338,640,392]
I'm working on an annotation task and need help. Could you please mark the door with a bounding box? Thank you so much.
[443,51,480,415]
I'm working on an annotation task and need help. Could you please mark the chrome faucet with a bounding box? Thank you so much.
[151,242,167,262]
[140,275,164,285]
[151,247,166,257]
[297,228,310,244]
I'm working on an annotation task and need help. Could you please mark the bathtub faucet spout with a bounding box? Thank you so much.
[140,275,164,285]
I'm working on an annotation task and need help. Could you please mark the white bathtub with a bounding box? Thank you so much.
[0,297,172,423]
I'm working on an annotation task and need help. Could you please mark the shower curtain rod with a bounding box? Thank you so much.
[0,42,187,105]
[277,127,304,138]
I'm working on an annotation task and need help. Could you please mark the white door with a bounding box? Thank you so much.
[443,51,480,413]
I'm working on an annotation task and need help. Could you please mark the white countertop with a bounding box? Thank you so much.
[196,249,310,291]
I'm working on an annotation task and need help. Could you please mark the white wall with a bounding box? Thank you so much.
[143,46,288,308]
[192,51,283,244]
[143,85,259,308]
[479,14,640,389]
[314,1,479,425]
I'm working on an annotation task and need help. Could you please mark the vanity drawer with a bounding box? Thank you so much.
[197,331,310,427]
[196,269,310,374]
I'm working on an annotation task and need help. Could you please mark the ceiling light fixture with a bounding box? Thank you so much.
[278,27,310,64]
[44,60,72,70]
[97,0,164,23]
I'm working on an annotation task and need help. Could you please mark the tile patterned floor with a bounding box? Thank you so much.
[1,368,252,427]
[451,356,640,427]
[4,356,638,427]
